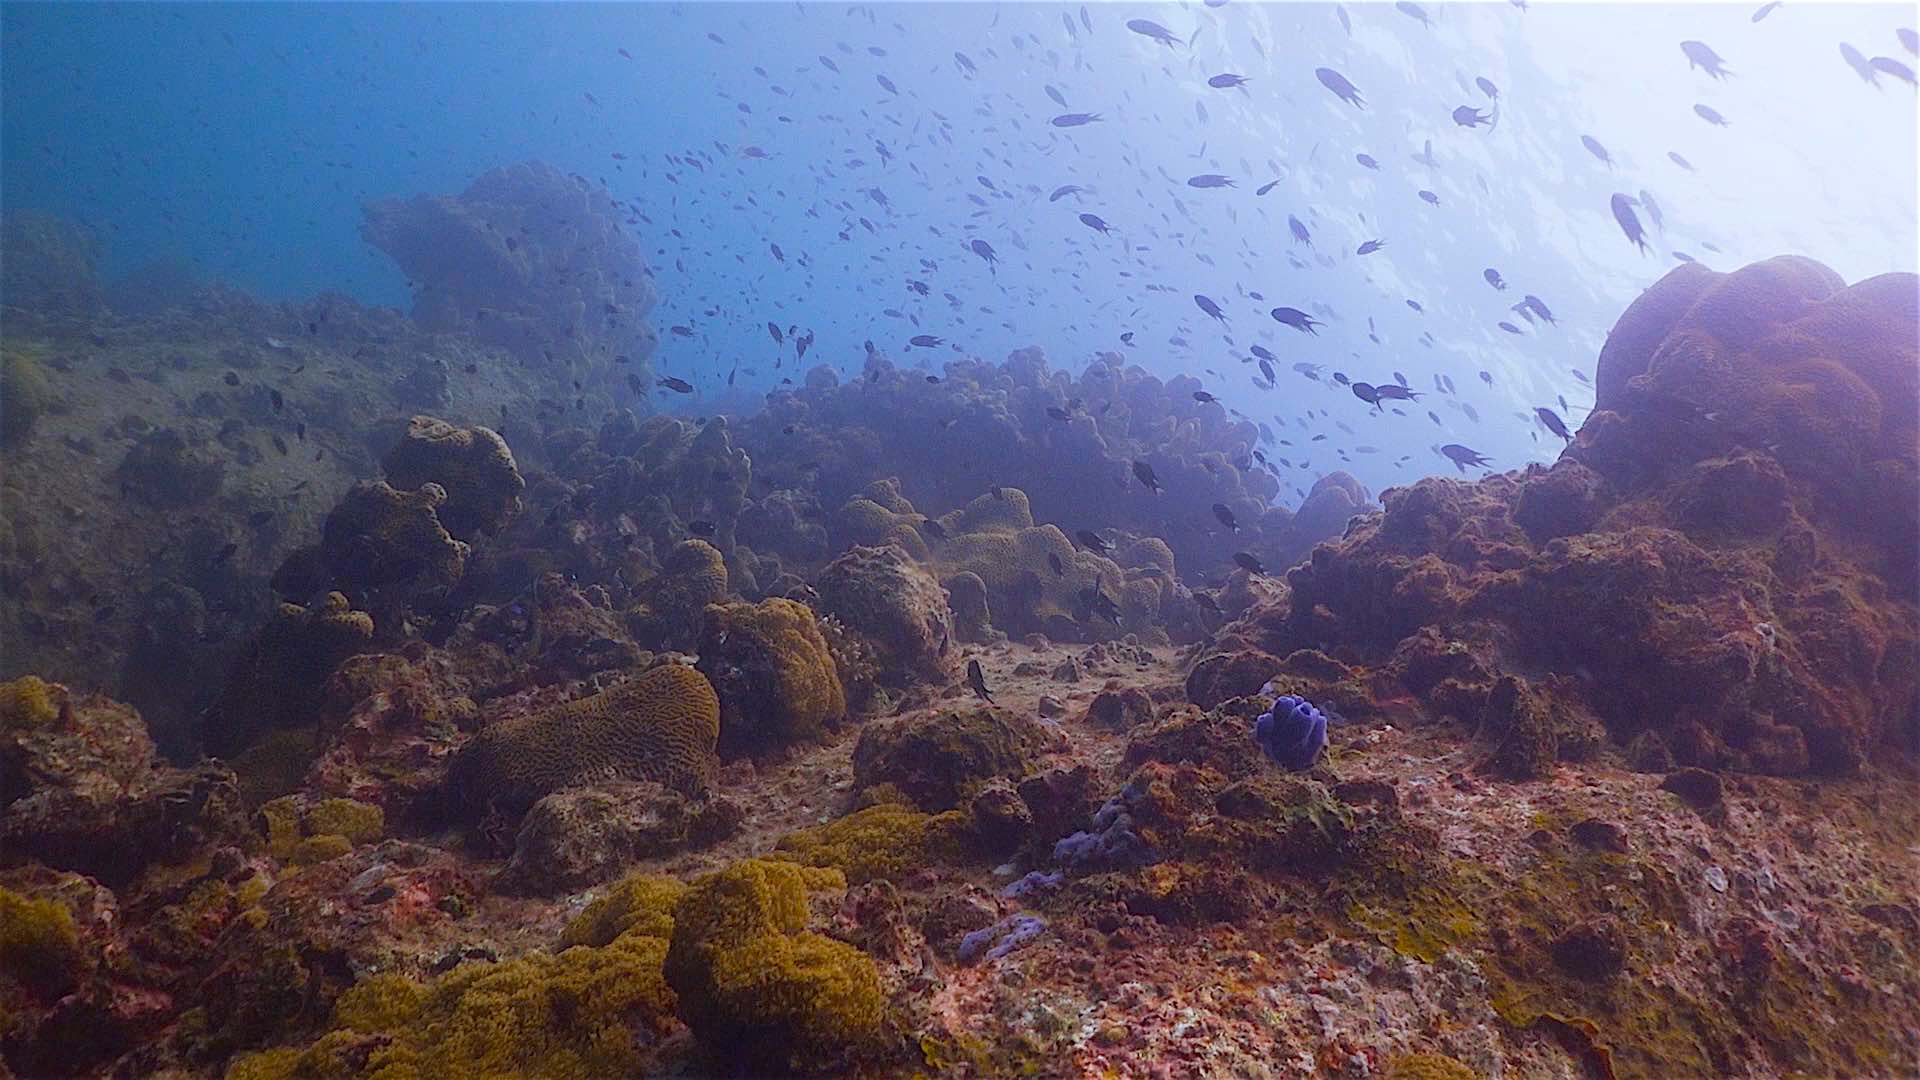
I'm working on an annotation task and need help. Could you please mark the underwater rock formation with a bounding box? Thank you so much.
[734,345,1374,589]
[360,160,658,396]
[0,211,103,320]
[1231,256,1918,776]
[200,591,374,757]
[817,543,956,686]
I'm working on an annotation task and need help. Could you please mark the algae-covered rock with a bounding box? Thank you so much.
[852,705,1051,811]
[818,543,956,686]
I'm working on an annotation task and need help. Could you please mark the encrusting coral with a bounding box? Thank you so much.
[448,662,721,818]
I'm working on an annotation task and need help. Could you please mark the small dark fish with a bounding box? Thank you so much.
[1418,189,1441,206]
[1484,268,1507,290]
[1316,67,1365,108]
[966,658,995,703]
[767,322,784,344]
[1194,294,1227,323]
[970,238,998,269]
[920,517,949,541]
[1050,185,1085,202]
[1376,384,1420,401]
[909,334,944,347]
[1668,151,1695,172]
[1356,239,1385,255]
[1900,28,1918,55]
[1692,103,1729,126]
[1289,215,1312,245]
[1083,588,1121,624]
[1476,76,1499,99]
[1610,193,1650,254]
[1126,18,1181,46]
[1212,503,1239,532]
[1581,134,1613,167]
[1498,321,1525,335]
[1208,73,1250,89]
[1356,153,1380,169]
[1396,1,1432,27]
[1045,84,1069,108]
[1270,307,1322,334]
[1051,112,1103,127]
[1870,56,1917,85]
[1131,460,1161,493]
[1233,552,1265,575]
[1680,40,1733,80]
[1536,407,1573,443]
[658,376,695,393]
[1256,178,1281,196]
[1351,382,1381,406]
[1750,2,1780,22]
[1452,105,1493,128]
[1523,294,1556,324]
[1187,174,1235,188]
[1075,529,1113,555]
[875,73,898,95]
[1193,390,1218,404]
[1078,212,1112,234]
[687,519,717,537]
[1440,443,1492,472]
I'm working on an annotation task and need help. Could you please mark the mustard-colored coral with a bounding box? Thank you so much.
[560,874,687,949]
[289,834,353,866]
[225,932,678,1080]
[0,674,59,730]
[0,886,83,994]
[303,799,384,845]
[696,598,846,758]
[450,663,721,814]
[665,859,881,1071]
[258,797,306,860]
[773,803,972,884]
[1384,1052,1479,1080]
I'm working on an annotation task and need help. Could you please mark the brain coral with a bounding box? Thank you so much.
[696,598,846,758]
[380,415,524,539]
[627,538,728,652]
[818,544,955,686]
[449,663,720,816]
[664,858,882,1071]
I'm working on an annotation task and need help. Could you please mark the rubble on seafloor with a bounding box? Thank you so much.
[2,206,1918,1078]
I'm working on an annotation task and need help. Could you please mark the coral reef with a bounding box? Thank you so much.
[851,705,1052,811]
[499,779,742,894]
[696,597,846,758]
[200,591,374,757]
[448,662,721,818]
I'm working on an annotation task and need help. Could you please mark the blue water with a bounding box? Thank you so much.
[4,1,1914,500]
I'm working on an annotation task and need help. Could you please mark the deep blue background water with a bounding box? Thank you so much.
[4,1,1915,502]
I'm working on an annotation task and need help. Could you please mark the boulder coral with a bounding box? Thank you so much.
[201,591,374,757]
[818,543,956,686]
[851,705,1052,812]
[380,415,525,539]
[696,598,846,758]
[448,662,721,817]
